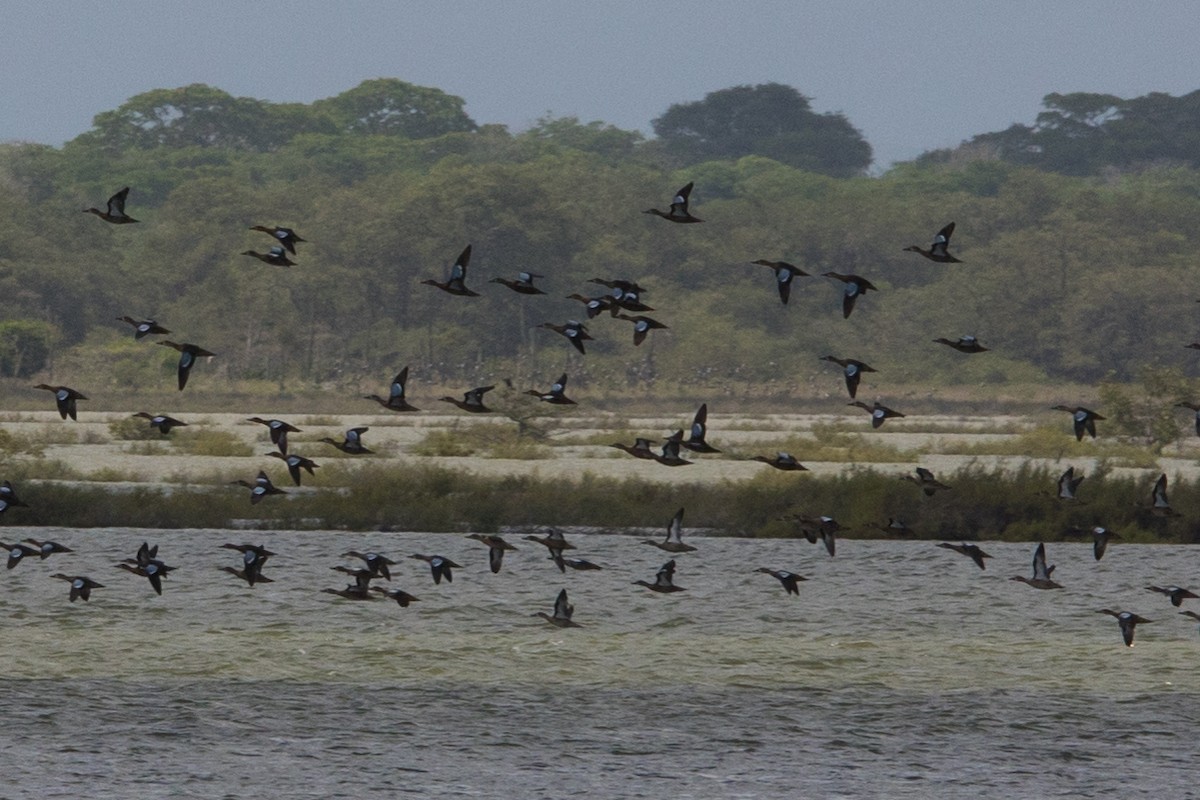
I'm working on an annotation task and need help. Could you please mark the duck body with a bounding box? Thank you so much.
[267,451,318,486]
[247,417,301,454]
[321,426,372,454]
[751,452,808,471]
[365,367,419,412]
[117,316,170,339]
[610,437,657,460]
[467,534,517,574]
[158,341,215,391]
[1052,405,1104,441]
[421,245,479,296]
[1056,467,1085,501]
[249,225,305,254]
[643,182,702,223]
[633,559,685,592]
[643,508,695,553]
[535,588,580,627]
[904,467,951,496]
[490,272,545,295]
[84,187,137,223]
[937,541,992,570]
[1098,609,1152,647]
[241,246,296,267]
[823,272,877,319]
[24,538,73,559]
[2,541,40,569]
[526,373,575,405]
[231,470,286,504]
[35,384,87,420]
[539,321,592,354]
[752,260,809,305]
[820,356,876,399]
[756,568,806,595]
[904,222,961,262]
[1010,542,1062,589]
[654,433,693,467]
[934,335,987,353]
[52,574,104,602]
[849,400,905,428]
[680,403,720,453]
[410,554,462,584]
[0,480,29,513]
[615,314,668,346]
[1146,585,1198,607]
[439,386,495,413]
[133,412,187,435]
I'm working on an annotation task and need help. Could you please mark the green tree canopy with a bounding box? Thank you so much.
[651,83,872,176]
[312,78,477,138]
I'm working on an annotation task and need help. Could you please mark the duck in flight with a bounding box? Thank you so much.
[823,272,877,319]
[750,452,808,471]
[904,222,961,263]
[34,384,86,421]
[756,568,806,595]
[680,403,720,453]
[633,559,685,593]
[903,467,951,496]
[849,400,905,429]
[644,182,702,223]
[220,543,274,586]
[0,481,30,514]
[133,412,188,435]
[320,426,372,454]
[610,437,658,460]
[1052,405,1104,441]
[1056,466,1085,502]
[158,341,215,391]
[490,271,546,295]
[2,541,40,569]
[566,293,616,319]
[539,321,592,354]
[242,246,296,267]
[249,225,306,255]
[439,385,495,413]
[654,432,693,467]
[615,314,668,346]
[422,245,479,296]
[553,555,604,572]
[51,574,104,602]
[820,356,876,399]
[1098,609,1153,647]
[1064,525,1121,561]
[410,553,462,584]
[342,550,396,580]
[1145,585,1198,607]
[792,516,839,557]
[117,316,170,339]
[267,451,319,486]
[24,538,73,559]
[231,470,286,504]
[247,417,301,454]
[84,187,137,224]
[1010,542,1062,589]
[467,533,518,574]
[933,335,988,354]
[752,260,808,305]
[524,528,575,559]
[526,373,576,405]
[117,542,176,595]
[643,508,696,553]
[365,367,419,412]
[937,541,992,570]
[535,588,581,628]
[372,586,421,607]
[1149,473,1177,517]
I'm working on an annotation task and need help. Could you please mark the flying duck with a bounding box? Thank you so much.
[903,467,951,496]
[467,533,517,574]
[1051,405,1104,441]
[792,516,839,557]
[588,279,654,313]
[117,544,176,595]
[371,586,421,607]
[1145,585,1198,607]
[117,316,170,339]
[365,367,419,412]
[1010,542,1062,589]
[221,566,275,587]
[933,335,988,354]
[820,356,876,399]
[320,426,372,454]
[615,314,668,346]
[342,550,396,580]
[241,246,296,267]
[34,384,86,420]
[751,260,809,305]
[1097,609,1153,647]
[323,584,375,601]
[755,568,806,595]
[539,321,592,354]
[654,432,693,467]
[535,588,581,628]
[1149,473,1177,517]
[490,271,546,295]
[247,417,301,454]
[0,480,29,513]
[643,182,702,223]
[750,452,808,471]
[158,341,215,391]
[904,222,961,263]
[51,574,104,602]
[610,437,658,460]
[24,538,73,559]
[1056,466,1085,501]
[633,559,685,592]
[680,403,720,453]
[231,470,286,504]
[249,225,306,254]
[823,272,877,319]
[1064,525,1121,561]
[84,187,137,224]
[643,507,695,553]
[526,373,576,405]
[409,554,462,584]
[421,245,479,296]
[849,400,905,428]
[220,543,274,585]
[566,293,616,319]
[937,542,992,570]
[875,518,915,536]
[133,412,187,435]
[267,451,319,486]
[2,541,40,569]
[523,528,575,558]
[553,555,604,572]
[439,386,495,413]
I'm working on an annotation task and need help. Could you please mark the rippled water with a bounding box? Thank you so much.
[2,528,1198,798]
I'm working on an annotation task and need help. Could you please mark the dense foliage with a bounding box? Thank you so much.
[1,80,1199,409]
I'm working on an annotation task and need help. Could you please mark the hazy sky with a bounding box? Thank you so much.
[4,1,1199,169]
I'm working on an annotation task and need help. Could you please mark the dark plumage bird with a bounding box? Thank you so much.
[24,538,73,559]
[365,367,419,412]
[752,260,808,305]
[933,335,988,354]
[439,386,495,413]
[231,470,286,504]
[849,400,905,428]
[643,182,702,223]
[323,584,375,601]
[1176,401,1200,436]
[158,341,215,391]
[539,321,592,354]
[937,542,992,570]
[117,543,176,595]
[421,245,479,296]
[615,314,668,346]
[34,384,86,420]
[133,412,187,435]
[247,417,301,454]
[876,518,915,536]
[221,566,275,587]
[1052,405,1104,441]
[756,568,806,596]
[342,550,396,580]
[467,533,517,574]
[410,554,461,585]
[610,437,658,460]
[2,541,39,570]
[84,187,137,224]
[553,556,604,572]
[820,356,876,399]
[680,403,720,453]
[117,316,170,339]
[750,452,808,471]
[490,271,546,295]
[372,586,421,607]
[1010,542,1061,590]
[633,559,685,592]
[0,480,30,513]
[1145,585,1198,607]
[903,467,951,496]
[320,426,372,454]
[267,451,319,486]
[654,433,693,467]
[526,373,576,405]
[1149,472,1177,517]
[643,508,695,553]
[792,516,839,557]
[51,574,104,602]
[249,225,306,255]
[1056,466,1085,502]
[566,293,616,319]
[242,246,296,267]
[589,278,654,313]
[534,588,581,628]
[1064,525,1121,561]
[904,222,961,263]
[220,543,274,586]
[823,272,877,319]
[524,528,575,559]
[1098,609,1153,647]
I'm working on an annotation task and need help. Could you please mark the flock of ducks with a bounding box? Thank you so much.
[0,185,1192,647]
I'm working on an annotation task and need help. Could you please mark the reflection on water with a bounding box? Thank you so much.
[1,528,1198,797]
